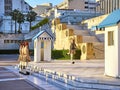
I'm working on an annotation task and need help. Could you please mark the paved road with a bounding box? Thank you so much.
[0,54,18,66]
[0,54,33,66]
[0,54,18,61]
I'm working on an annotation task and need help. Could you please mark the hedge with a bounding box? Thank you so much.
[0,49,81,60]
[31,18,49,30]
[51,49,81,60]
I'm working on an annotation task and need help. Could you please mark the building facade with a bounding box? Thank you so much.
[96,0,120,14]
[0,0,31,15]
[32,3,52,17]
[0,0,42,34]
[54,9,101,24]
[56,0,96,12]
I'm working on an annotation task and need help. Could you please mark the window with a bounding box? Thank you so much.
[108,31,114,46]
[41,41,44,48]
[85,6,88,8]
[85,2,88,4]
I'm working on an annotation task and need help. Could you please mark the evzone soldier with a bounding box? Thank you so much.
[18,41,31,70]
[23,41,31,69]
[18,41,24,70]
[67,39,77,64]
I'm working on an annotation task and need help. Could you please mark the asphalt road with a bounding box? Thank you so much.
[0,54,19,61]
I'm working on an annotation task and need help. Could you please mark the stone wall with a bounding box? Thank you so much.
[0,34,34,50]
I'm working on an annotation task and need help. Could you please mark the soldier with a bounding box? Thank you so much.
[18,41,24,70]
[23,41,31,69]
[69,39,76,64]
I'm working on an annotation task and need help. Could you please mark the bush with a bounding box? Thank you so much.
[51,49,81,60]
[31,18,49,30]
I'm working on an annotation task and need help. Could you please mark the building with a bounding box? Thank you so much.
[0,0,31,16]
[51,18,104,59]
[32,3,52,17]
[56,0,96,12]
[54,9,101,24]
[33,30,53,62]
[96,0,120,14]
[82,14,108,30]
[0,0,42,34]
[98,9,120,77]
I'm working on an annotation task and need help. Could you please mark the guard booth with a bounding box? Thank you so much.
[98,9,120,77]
[32,30,53,63]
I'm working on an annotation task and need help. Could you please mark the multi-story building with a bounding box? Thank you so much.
[45,0,98,20]
[32,3,52,17]
[0,0,31,15]
[56,0,96,12]
[0,0,42,34]
[96,0,120,14]
[54,9,101,24]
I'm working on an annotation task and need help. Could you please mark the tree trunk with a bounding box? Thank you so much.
[29,22,31,32]
[15,20,17,33]
[18,23,21,33]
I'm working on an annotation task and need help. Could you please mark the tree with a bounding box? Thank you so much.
[17,12,24,33]
[10,9,20,33]
[26,11,37,31]
[31,18,49,30]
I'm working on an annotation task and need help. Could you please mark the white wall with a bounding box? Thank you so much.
[44,40,51,61]
[12,0,30,12]
[1,16,30,33]
[34,38,41,63]
[118,23,120,76]
[105,25,120,77]
[0,0,4,15]
[34,32,52,62]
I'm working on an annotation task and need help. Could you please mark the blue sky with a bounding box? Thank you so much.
[25,0,64,7]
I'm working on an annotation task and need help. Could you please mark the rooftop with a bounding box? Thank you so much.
[98,9,120,28]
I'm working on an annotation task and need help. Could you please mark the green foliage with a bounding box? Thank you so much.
[31,18,49,30]
[10,9,21,33]
[18,29,22,33]
[26,11,37,22]
[10,9,20,20]
[51,49,81,60]
[26,11,37,31]
[17,12,24,24]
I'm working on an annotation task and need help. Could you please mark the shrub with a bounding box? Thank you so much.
[51,49,81,60]
[31,18,49,30]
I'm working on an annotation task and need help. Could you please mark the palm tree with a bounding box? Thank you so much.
[17,12,24,33]
[26,11,37,31]
[10,9,20,33]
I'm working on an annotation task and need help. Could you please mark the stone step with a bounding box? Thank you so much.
[28,66,120,90]
[82,36,99,43]
[74,30,90,36]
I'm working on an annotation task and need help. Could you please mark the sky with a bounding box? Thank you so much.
[25,0,64,7]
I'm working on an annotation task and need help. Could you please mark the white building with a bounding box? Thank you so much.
[33,30,53,62]
[32,3,52,17]
[56,0,96,11]
[0,0,42,34]
[54,9,101,24]
[0,0,31,15]
[98,9,120,77]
